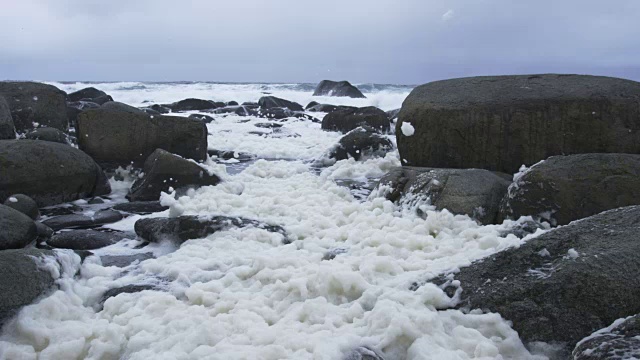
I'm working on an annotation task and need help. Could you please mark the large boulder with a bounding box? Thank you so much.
[573,315,640,360]
[101,101,145,114]
[376,167,510,224]
[0,96,16,139]
[3,194,39,220]
[499,153,640,226]
[67,87,113,105]
[312,80,366,98]
[0,82,69,133]
[322,106,389,133]
[258,96,304,111]
[166,98,220,112]
[135,216,289,244]
[397,74,640,174]
[127,149,221,201]
[0,204,38,250]
[0,140,111,206]
[425,206,640,352]
[23,127,69,144]
[0,248,56,326]
[66,101,101,128]
[323,126,394,162]
[76,109,207,166]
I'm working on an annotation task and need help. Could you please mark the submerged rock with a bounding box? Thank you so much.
[0,140,111,207]
[127,149,221,201]
[135,215,289,244]
[258,96,304,111]
[0,204,38,250]
[425,205,640,352]
[47,230,128,250]
[396,74,640,174]
[376,167,511,225]
[3,194,39,220]
[322,106,389,133]
[207,149,255,162]
[323,126,393,163]
[499,153,640,226]
[112,201,169,214]
[23,127,69,144]
[0,82,69,133]
[188,113,215,123]
[42,209,124,231]
[77,108,207,166]
[100,284,156,307]
[313,80,366,98]
[342,346,385,360]
[0,96,16,140]
[100,253,154,267]
[573,315,640,360]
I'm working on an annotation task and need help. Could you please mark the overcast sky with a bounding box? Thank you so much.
[1,0,639,84]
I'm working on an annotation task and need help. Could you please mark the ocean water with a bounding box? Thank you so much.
[0,82,548,359]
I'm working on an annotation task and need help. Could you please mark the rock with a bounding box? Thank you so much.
[242,101,258,106]
[135,215,289,244]
[188,113,215,123]
[322,106,390,133]
[342,346,385,360]
[47,230,127,250]
[376,167,510,224]
[207,149,254,162]
[254,122,283,129]
[499,153,640,226]
[386,108,400,121]
[77,108,207,166]
[226,101,238,106]
[308,104,357,113]
[35,222,53,240]
[425,205,640,351]
[100,284,155,306]
[0,140,111,207]
[88,197,105,205]
[0,81,69,133]
[573,315,640,360]
[3,194,39,219]
[0,248,56,326]
[101,101,145,114]
[258,96,304,111]
[66,101,100,128]
[127,149,221,201]
[23,127,69,144]
[305,101,319,109]
[0,96,16,139]
[0,204,38,250]
[112,201,169,214]
[322,248,348,261]
[100,253,154,268]
[89,95,114,106]
[397,74,640,174]
[141,108,161,116]
[42,209,124,231]
[166,98,219,112]
[313,80,366,98]
[67,87,111,103]
[325,126,394,162]
[147,104,171,114]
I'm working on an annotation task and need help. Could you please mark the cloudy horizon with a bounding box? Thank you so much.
[1,0,639,85]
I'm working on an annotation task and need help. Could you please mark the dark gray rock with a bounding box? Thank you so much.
[254,122,283,129]
[0,82,69,133]
[101,101,145,114]
[0,96,16,140]
[323,248,348,261]
[377,166,511,224]
[0,140,111,207]
[47,230,127,250]
[42,209,124,231]
[386,108,400,121]
[499,153,640,226]
[322,106,389,133]
[397,74,640,174]
[0,204,38,250]
[35,221,53,240]
[141,108,161,116]
[112,201,169,214]
[3,194,39,219]
[251,107,317,121]
[426,206,640,351]
[147,104,171,114]
[24,127,69,144]
[313,80,366,98]
[207,149,255,162]
[100,284,156,307]
[342,346,385,360]
[77,108,207,166]
[188,113,215,123]
[100,253,154,267]
[67,87,110,103]
[66,101,101,128]
[127,149,221,201]
[226,101,238,106]
[325,126,393,162]
[0,248,56,326]
[573,315,640,360]
[305,101,319,109]
[308,104,357,113]
[89,95,114,106]
[258,96,304,111]
[166,98,219,112]
[135,215,289,244]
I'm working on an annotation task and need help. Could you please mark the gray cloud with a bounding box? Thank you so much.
[0,0,639,84]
